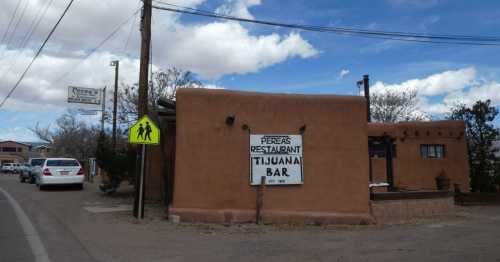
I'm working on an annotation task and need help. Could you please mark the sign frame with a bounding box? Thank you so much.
[67,86,102,105]
[128,115,160,145]
[249,134,304,186]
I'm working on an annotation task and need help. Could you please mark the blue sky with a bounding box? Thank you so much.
[1,0,499,142]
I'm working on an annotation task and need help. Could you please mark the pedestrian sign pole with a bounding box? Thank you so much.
[129,115,160,219]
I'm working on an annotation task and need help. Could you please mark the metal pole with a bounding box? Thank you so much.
[112,61,119,150]
[101,86,106,134]
[134,0,151,220]
[138,144,146,218]
[363,75,371,122]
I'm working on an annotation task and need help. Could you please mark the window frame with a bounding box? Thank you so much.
[420,144,446,159]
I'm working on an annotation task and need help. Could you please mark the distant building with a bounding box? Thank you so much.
[34,145,52,157]
[0,140,52,166]
[0,141,31,166]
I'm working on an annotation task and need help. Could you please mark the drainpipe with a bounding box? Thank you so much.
[363,75,371,122]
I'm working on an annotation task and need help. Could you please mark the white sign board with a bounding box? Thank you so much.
[67,86,102,105]
[250,134,303,185]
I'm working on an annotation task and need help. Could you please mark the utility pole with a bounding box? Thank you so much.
[100,86,106,134]
[111,60,119,150]
[138,0,151,117]
[134,0,152,219]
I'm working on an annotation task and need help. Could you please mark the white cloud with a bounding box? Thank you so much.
[0,48,140,111]
[371,67,500,115]
[371,67,476,96]
[162,22,317,79]
[339,69,350,79]
[216,0,262,19]
[0,0,318,113]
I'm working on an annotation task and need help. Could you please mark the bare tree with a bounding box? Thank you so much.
[30,109,100,160]
[370,89,427,123]
[117,67,201,124]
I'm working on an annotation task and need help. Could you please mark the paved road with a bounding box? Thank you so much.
[0,174,99,262]
[1,173,500,262]
[0,188,35,262]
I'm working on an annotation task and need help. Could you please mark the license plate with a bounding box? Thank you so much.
[60,171,69,176]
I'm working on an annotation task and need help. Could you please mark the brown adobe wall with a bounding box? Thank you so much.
[368,121,470,192]
[171,88,373,224]
[371,197,455,224]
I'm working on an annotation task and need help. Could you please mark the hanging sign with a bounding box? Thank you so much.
[250,134,303,185]
[67,86,102,105]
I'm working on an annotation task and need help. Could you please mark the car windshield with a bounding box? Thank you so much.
[46,160,80,167]
[31,159,45,166]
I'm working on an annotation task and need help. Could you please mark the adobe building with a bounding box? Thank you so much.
[368,121,469,193]
[145,88,470,224]
[0,141,31,166]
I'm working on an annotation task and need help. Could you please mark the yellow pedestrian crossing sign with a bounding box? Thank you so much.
[129,115,160,145]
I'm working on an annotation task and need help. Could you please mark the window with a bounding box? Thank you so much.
[46,160,80,167]
[2,147,17,152]
[421,144,445,159]
[30,159,45,166]
[17,148,22,152]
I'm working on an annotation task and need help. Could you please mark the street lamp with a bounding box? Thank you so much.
[110,60,119,150]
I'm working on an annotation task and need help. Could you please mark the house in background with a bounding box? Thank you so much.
[0,140,52,166]
[34,145,52,157]
[0,141,31,166]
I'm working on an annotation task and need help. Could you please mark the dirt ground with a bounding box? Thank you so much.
[2,173,500,262]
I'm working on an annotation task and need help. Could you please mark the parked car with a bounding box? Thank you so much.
[1,163,16,173]
[12,163,22,173]
[28,158,46,183]
[18,163,32,183]
[33,158,84,190]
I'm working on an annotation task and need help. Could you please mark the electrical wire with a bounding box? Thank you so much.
[151,1,500,46]
[20,0,55,49]
[54,8,141,83]
[0,0,76,109]
[3,0,30,50]
[0,0,55,79]
[0,0,22,46]
[123,1,142,56]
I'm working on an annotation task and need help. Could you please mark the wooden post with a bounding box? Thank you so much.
[256,176,266,224]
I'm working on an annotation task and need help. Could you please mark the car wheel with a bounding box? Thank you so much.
[29,176,35,184]
[19,174,25,183]
[76,184,84,190]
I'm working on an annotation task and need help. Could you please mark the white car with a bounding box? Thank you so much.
[33,158,84,190]
[1,163,17,173]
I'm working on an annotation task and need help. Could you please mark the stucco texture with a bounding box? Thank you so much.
[171,88,372,224]
[368,121,470,192]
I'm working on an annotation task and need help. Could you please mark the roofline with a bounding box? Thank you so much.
[0,140,32,147]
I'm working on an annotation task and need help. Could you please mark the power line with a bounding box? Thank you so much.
[0,0,22,46]
[20,0,55,49]
[3,0,30,50]
[151,1,500,46]
[54,8,141,83]
[0,0,76,109]
[123,1,142,56]
[0,0,55,78]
